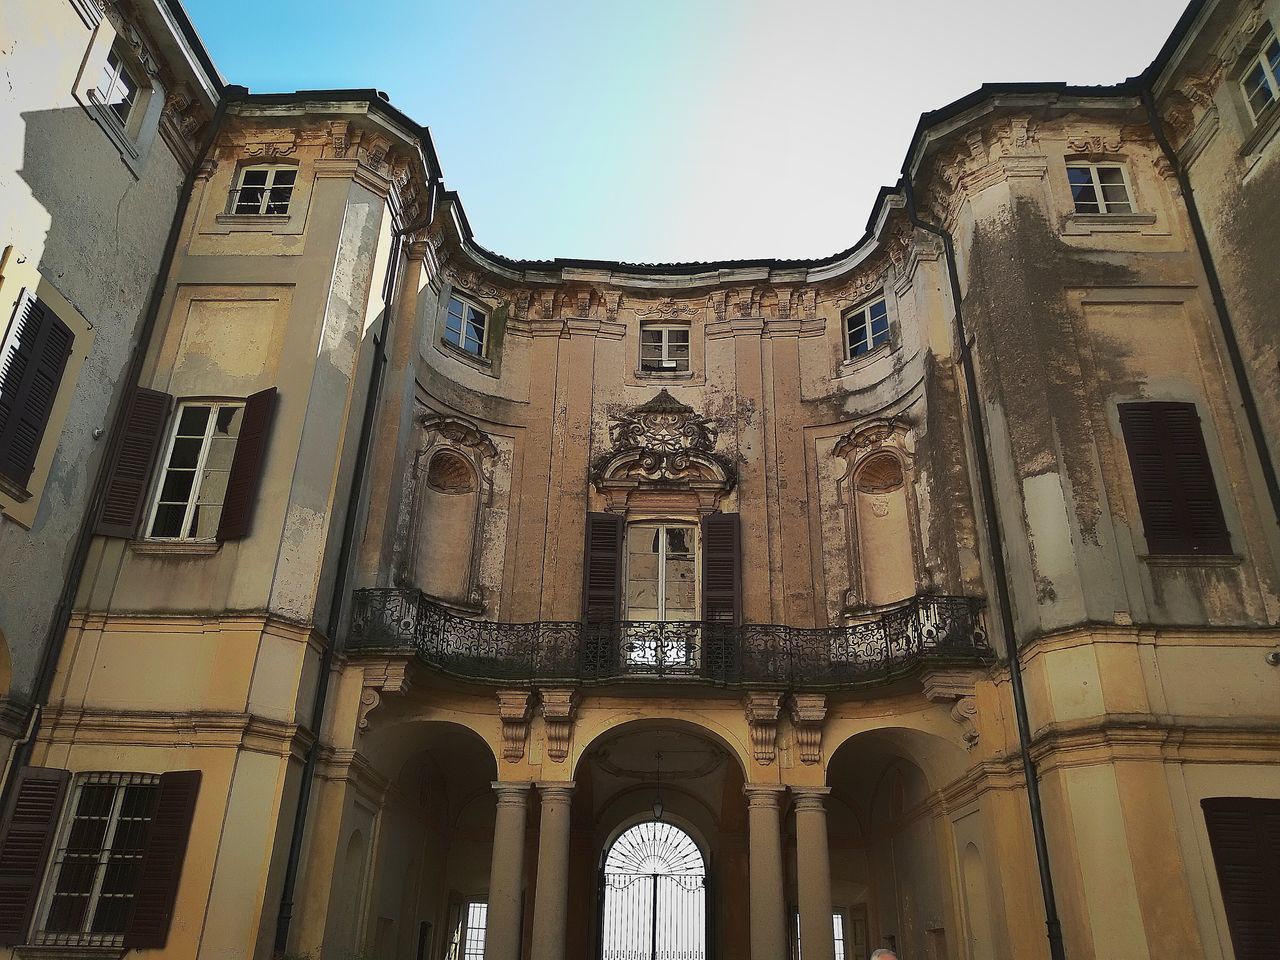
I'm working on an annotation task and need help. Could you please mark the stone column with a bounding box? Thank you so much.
[744,784,788,960]
[793,786,835,960]
[485,782,531,960]
[530,782,575,960]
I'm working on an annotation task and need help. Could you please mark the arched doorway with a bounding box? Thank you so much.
[599,820,707,960]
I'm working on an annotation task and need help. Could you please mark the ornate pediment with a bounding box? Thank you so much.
[592,391,734,508]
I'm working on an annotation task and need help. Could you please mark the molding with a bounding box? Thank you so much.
[496,690,533,762]
[36,707,312,759]
[539,688,579,763]
[743,693,782,765]
[788,694,827,765]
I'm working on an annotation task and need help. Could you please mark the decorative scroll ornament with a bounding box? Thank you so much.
[922,667,986,750]
[497,690,533,762]
[595,389,732,487]
[636,298,700,321]
[788,694,827,765]
[744,692,782,765]
[539,688,579,763]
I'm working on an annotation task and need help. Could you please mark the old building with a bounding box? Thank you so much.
[0,1,1277,959]
[0,0,217,796]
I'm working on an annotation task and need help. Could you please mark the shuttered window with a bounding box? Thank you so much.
[0,769,202,950]
[1202,797,1280,960]
[97,388,276,541]
[702,513,742,624]
[1118,402,1232,556]
[583,512,623,623]
[0,292,74,489]
[0,767,70,946]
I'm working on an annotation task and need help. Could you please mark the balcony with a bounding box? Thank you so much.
[347,589,993,690]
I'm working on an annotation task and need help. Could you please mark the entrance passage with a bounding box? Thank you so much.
[600,821,707,960]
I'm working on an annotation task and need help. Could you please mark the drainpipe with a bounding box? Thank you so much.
[273,219,410,954]
[900,177,1068,960]
[0,86,241,812]
[1142,86,1280,535]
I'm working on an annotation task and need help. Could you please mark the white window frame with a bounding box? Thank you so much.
[230,165,298,216]
[443,295,489,358]
[144,399,244,541]
[1241,31,1280,121]
[625,521,699,622]
[639,323,691,373]
[93,43,140,132]
[34,772,161,948]
[843,295,890,360]
[1066,162,1135,215]
[447,900,487,960]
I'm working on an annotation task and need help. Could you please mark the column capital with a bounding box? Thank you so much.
[743,783,787,808]
[790,785,832,811]
[492,781,533,806]
[535,781,576,803]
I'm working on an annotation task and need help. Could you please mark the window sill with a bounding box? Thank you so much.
[1063,213,1159,236]
[1240,101,1280,161]
[1139,553,1243,568]
[0,472,33,505]
[17,941,124,959]
[214,213,292,226]
[129,539,222,557]
[636,368,694,380]
[439,338,494,372]
[837,343,892,375]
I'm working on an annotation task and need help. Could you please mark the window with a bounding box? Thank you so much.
[231,166,298,216]
[444,296,487,358]
[640,324,690,373]
[1118,401,1232,556]
[789,909,849,960]
[1201,797,1280,960]
[1067,163,1133,214]
[832,912,847,960]
[0,291,74,490]
[626,523,697,621]
[446,901,487,960]
[844,296,890,359]
[37,773,160,945]
[94,45,139,129]
[1241,31,1280,121]
[146,401,243,540]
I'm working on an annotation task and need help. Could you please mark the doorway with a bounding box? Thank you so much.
[599,820,707,960]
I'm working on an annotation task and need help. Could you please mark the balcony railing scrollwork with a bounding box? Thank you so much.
[347,588,992,689]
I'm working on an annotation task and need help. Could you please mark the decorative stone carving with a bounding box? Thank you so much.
[357,659,412,736]
[442,263,508,305]
[1066,132,1124,157]
[539,688,579,763]
[833,418,910,461]
[744,693,782,765]
[497,690,533,762]
[636,298,699,321]
[922,667,986,750]
[592,390,734,498]
[788,694,827,765]
[602,290,622,323]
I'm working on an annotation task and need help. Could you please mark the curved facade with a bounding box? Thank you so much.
[1,2,1279,960]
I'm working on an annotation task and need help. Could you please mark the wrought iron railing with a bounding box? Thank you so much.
[347,588,991,689]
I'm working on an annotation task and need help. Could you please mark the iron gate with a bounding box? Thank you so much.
[598,822,707,960]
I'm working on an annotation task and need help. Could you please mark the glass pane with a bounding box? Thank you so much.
[177,405,211,436]
[1267,37,1280,72]
[159,468,196,503]
[234,188,265,214]
[641,328,664,344]
[196,466,230,506]
[1096,167,1125,185]
[666,527,693,557]
[1070,183,1100,213]
[189,503,223,539]
[443,325,462,349]
[272,168,297,185]
[150,503,186,538]
[167,437,204,470]
[1066,167,1093,186]
[667,328,690,344]
[240,169,269,187]
[265,186,293,214]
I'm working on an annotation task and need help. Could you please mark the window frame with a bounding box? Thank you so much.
[843,295,891,361]
[32,772,161,948]
[1066,162,1135,215]
[639,323,692,374]
[446,900,488,960]
[624,520,699,622]
[143,399,245,542]
[443,294,489,359]
[1240,30,1280,122]
[92,43,141,133]
[228,164,299,217]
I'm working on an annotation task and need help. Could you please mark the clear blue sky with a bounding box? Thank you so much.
[184,0,1187,264]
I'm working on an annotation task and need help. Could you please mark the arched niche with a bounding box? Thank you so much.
[834,419,923,612]
[404,414,496,610]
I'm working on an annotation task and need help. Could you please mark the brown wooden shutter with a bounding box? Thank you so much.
[702,512,742,624]
[123,770,201,950]
[1119,402,1231,555]
[96,387,172,537]
[216,387,277,541]
[1201,797,1280,960]
[582,512,623,622]
[0,293,74,488]
[0,766,71,946]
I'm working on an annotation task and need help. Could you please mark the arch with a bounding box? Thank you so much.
[362,717,498,803]
[571,714,751,780]
[825,725,971,794]
[425,448,477,493]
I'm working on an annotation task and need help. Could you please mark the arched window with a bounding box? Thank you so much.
[600,821,706,960]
